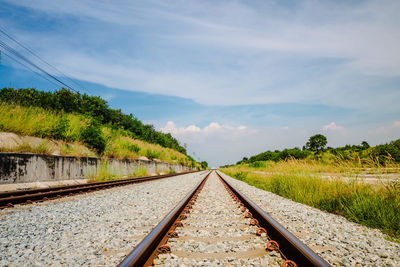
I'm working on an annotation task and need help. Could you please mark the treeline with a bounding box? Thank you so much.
[0,88,186,154]
[330,139,400,164]
[237,148,310,164]
[234,134,400,166]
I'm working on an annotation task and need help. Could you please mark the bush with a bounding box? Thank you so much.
[200,161,208,169]
[50,115,70,141]
[146,150,160,160]
[124,143,140,153]
[249,161,266,168]
[80,123,106,154]
[0,87,187,154]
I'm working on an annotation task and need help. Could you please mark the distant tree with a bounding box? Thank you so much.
[361,141,370,150]
[200,161,208,169]
[304,134,327,153]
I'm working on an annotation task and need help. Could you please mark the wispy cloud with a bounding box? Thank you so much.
[323,122,344,132]
[393,121,400,128]
[1,0,400,166]
[2,0,400,109]
[161,121,248,138]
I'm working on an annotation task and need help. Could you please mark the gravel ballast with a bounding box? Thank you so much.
[0,171,207,266]
[218,171,400,267]
[154,171,283,266]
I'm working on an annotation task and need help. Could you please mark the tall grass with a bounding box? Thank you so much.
[222,160,400,239]
[102,128,193,165]
[0,103,197,167]
[0,104,87,139]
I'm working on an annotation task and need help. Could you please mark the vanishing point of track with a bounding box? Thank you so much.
[119,170,331,267]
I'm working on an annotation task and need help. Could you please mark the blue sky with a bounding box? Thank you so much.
[0,0,399,166]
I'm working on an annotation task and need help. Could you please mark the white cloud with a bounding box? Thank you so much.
[7,0,400,76]
[393,121,400,128]
[2,0,400,109]
[158,120,400,166]
[160,121,200,135]
[161,121,247,136]
[323,122,344,132]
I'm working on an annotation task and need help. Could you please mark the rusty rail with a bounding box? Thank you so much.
[0,171,201,208]
[118,170,331,267]
[118,171,211,267]
[216,171,331,267]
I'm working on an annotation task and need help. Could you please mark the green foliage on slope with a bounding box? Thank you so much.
[0,87,186,154]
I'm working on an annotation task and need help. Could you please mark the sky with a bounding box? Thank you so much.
[0,0,399,166]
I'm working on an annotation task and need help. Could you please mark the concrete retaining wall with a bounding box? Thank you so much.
[0,152,191,184]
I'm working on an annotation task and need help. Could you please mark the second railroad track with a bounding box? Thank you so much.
[0,171,199,209]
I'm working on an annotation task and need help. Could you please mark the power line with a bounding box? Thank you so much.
[0,26,88,93]
[1,50,64,89]
[0,26,88,94]
[0,39,78,93]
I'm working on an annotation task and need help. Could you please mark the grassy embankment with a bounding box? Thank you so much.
[221,159,400,240]
[0,103,198,179]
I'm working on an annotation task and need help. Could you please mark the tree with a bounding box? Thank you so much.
[200,161,208,169]
[304,134,327,153]
[361,141,370,150]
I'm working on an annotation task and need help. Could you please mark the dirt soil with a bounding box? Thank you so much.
[0,132,93,156]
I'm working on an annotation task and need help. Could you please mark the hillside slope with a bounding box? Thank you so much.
[0,88,200,168]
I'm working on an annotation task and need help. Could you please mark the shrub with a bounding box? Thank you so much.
[124,143,140,153]
[0,87,187,154]
[80,123,106,154]
[146,150,160,160]
[50,115,70,140]
[249,161,266,168]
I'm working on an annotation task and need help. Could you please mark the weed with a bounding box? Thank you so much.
[222,159,400,239]
[146,150,160,160]
[132,167,148,177]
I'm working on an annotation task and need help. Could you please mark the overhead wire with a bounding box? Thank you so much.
[0,38,76,91]
[0,26,88,93]
[0,39,78,93]
[0,26,87,94]
[1,50,64,89]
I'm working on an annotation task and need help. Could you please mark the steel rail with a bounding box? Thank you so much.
[216,171,331,267]
[118,171,211,267]
[0,171,201,208]
[0,171,198,198]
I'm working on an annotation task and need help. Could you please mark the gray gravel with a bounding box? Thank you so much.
[218,171,400,267]
[154,172,283,266]
[0,171,207,266]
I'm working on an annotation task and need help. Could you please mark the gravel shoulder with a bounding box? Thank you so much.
[0,171,208,266]
[218,171,400,267]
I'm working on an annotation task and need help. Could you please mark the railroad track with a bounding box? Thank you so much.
[0,171,199,209]
[119,170,331,267]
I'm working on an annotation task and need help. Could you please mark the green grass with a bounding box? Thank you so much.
[0,103,199,167]
[131,167,148,177]
[222,160,400,239]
